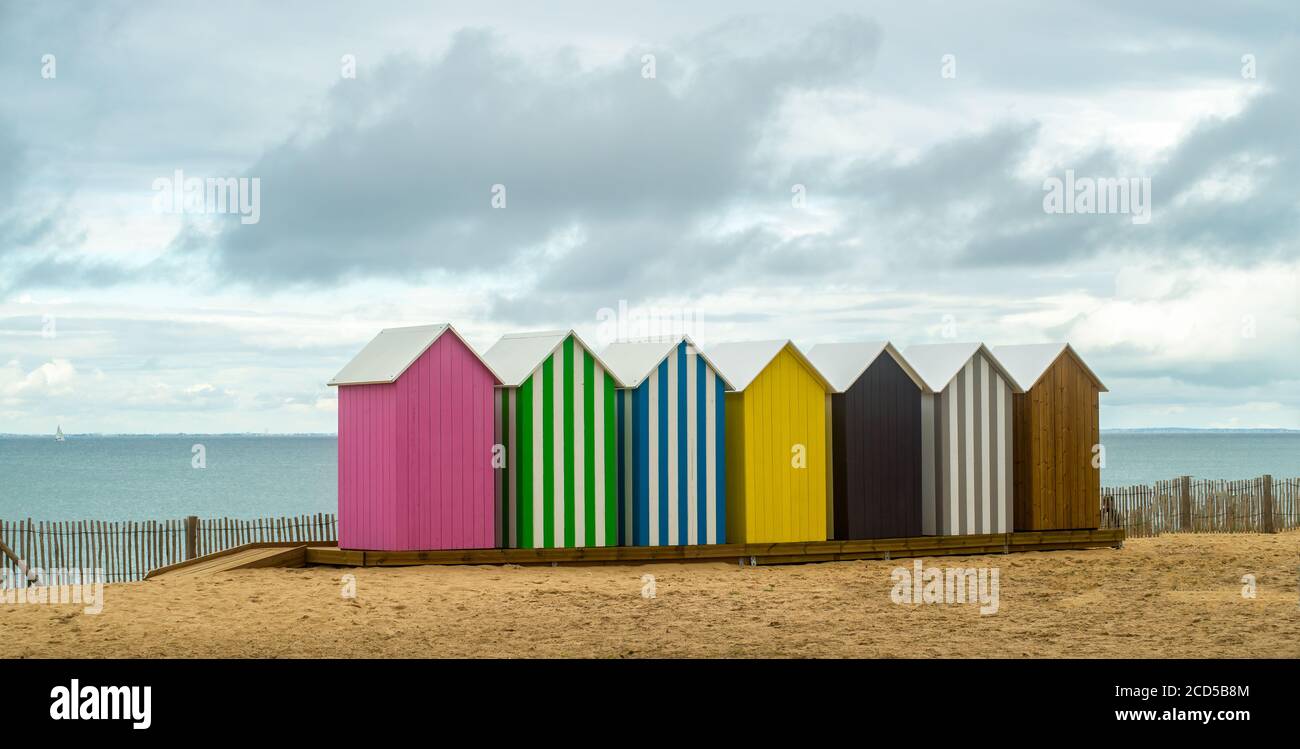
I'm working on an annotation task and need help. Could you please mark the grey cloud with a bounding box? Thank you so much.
[187,18,883,287]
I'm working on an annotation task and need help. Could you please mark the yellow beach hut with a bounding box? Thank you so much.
[706,340,833,544]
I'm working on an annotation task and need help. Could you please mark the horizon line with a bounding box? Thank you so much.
[3,427,1300,437]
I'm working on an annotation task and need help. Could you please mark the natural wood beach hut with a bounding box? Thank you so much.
[993,343,1107,530]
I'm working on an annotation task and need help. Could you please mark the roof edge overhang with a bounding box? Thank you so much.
[327,324,504,387]
[1034,344,1108,393]
[607,334,738,391]
[494,329,629,389]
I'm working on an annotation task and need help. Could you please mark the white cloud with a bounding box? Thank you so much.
[0,358,77,401]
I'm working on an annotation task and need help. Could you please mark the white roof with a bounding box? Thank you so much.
[706,340,831,392]
[901,342,1022,393]
[992,343,1107,392]
[805,341,926,393]
[599,336,735,390]
[481,329,624,388]
[328,324,500,386]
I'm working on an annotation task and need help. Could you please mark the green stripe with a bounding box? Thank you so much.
[542,355,555,548]
[563,338,575,548]
[583,352,596,546]
[517,378,533,549]
[604,370,617,544]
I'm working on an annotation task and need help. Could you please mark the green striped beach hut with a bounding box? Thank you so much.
[483,330,625,549]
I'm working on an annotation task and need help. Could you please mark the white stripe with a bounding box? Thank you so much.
[594,366,605,547]
[686,351,699,546]
[647,367,659,545]
[964,359,975,535]
[996,378,1007,533]
[623,390,633,545]
[666,351,679,546]
[574,349,585,547]
[705,368,717,544]
[981,358,991,534]
[532,367,544,547]
[553,346,566,547]
[947,386,958,535]
[508,389,517,548]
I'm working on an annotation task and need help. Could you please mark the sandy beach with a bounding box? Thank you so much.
[2,533,1297,658]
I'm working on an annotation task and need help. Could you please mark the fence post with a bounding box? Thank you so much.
[1261,475,1275,534]
[1179,476,1192,533]
[184,516,198,559]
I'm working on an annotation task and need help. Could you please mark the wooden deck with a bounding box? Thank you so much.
[304,528,1124,567]
[144,529,1123,578]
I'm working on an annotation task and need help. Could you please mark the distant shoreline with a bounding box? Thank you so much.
[4,429,1299,438]
[1098,428,1300,434]
[0,433,339,438]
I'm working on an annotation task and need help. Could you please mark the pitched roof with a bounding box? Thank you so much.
[599,336,735,390]
[481,329,624,387]
[706,340,832,392]
[901,342,1022,392]
[804,341,926,393]
[328,324,500,386]
[992,343,1108,392]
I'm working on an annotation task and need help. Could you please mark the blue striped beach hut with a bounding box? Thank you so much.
[600,336,733,547]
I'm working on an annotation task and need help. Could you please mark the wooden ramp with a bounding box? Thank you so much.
[145,543,314,580]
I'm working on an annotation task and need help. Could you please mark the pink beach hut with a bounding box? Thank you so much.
[328,324,501,551]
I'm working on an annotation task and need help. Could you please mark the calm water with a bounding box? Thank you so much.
[0,435,336,521]
[1097,432,1299,487]
[0,432,1296,521]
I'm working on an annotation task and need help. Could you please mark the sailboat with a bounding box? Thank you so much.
[55,425,65,442]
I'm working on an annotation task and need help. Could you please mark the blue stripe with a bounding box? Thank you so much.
[657,358,669,545]
[676,343,688,544]
[634,382,649,546]
[715,376,726,543]
[620,349,729,547]
[696,354,707,542]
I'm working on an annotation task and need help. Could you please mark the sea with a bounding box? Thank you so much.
[0,432,1297,521]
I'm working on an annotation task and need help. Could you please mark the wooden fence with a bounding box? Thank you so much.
[1101,475,1299,538]
[2,476,1295,585]
[0,513,336,588]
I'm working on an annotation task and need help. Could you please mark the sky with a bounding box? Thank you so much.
[0,0,1297,434]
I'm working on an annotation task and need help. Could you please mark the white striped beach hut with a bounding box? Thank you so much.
[600,336,732,547]
[483,330,625,549]
[902,343,1023,536]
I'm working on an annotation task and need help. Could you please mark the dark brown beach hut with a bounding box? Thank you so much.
[806,341,928,539]
[993,343,1107,531]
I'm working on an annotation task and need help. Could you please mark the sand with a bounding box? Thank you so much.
[2,533,1297,658]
